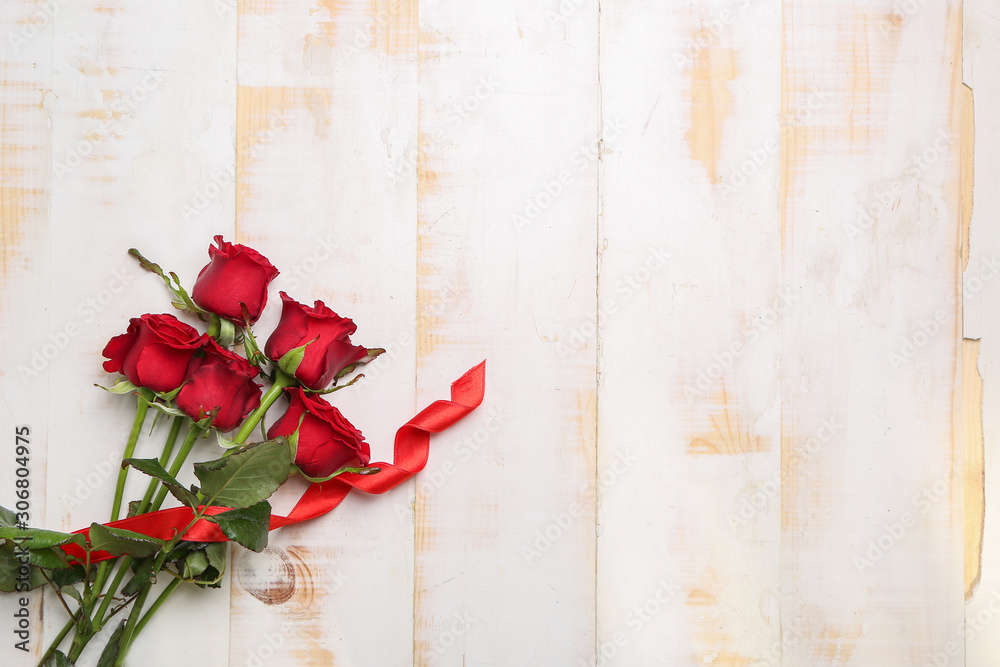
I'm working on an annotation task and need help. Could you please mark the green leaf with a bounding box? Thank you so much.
[88,524,163,559]
[41,649,74,667]
[205,542,228,574]
[96,621,126,667]
[206,501,271,552]
[27,547,73,570]
[334,347,385,380]
[0,527,86,550]
[129,248,206,317]
[95,378,140,395]
[217,316,236,348]
[215,429,242,450]
[276,338,316,377]
[59,585,82,606]
[155,385,184,402]
[50,564,88,589]
[306,372,364,396]
[296,464,381,484]
[126,500,142,519]
[0,505,19,527]
[240,316,268,366]
[0,543,47,592]
[182,549,209,579]
[162,541,201,563]
[122,458,200,509]
[138,397,189,420]
[121,558,155,597]
[194,439,291,508]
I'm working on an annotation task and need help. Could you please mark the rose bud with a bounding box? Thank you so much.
[267,388,370,479]
[192,235,279,323]
[176,339,262,431]
[264,292,370,390]
[102,313,206,393]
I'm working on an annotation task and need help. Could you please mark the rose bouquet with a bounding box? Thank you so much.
[0,237,484,666]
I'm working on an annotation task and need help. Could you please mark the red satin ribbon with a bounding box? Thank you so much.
[62,361,486,563]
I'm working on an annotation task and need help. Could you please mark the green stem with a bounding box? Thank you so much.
[131,578,181,639]
[92,555,133,630]
[91,396,150,600]
[95,419,201,635]
[38,614,78,666]
[111,395,151,522]
[232,368,294,445]
[94,418,189,634]
[150,423,203,512]
[113,583,152,667]
[137,416,185,515]
[112,508,201,665]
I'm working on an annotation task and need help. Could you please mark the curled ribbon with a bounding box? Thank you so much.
[62,361,486,562]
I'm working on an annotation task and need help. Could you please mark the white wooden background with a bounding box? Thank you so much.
[0,0,995,665]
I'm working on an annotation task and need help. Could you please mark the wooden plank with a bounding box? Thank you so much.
[0,1,53,664]
[39,2,237,664]
[413,2,599,664]
[228,2,419,665]
[0,1,983,664]
[963,1,1000,663]
[779,2,964,664]
[597,1,783,664]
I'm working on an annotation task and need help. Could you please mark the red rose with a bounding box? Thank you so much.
[176,339,262,430]
[192,235,279,323]
[263,292,369,390]
[102,314,206,392]
[267,388,369,478]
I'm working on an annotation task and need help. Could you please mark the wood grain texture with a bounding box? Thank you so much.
[0,1,53,664]
[0,1,981,665]
[414,2,599,664]
[963,1,1000,663]
[598,1,782,665]
[229,1,419,665]
[780,1,964,664]
[40,2,237,664]
[961,72,984,602]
